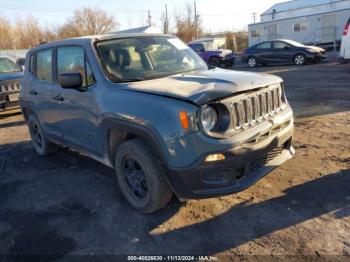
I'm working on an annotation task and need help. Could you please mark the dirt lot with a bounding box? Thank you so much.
[0,62,349,260]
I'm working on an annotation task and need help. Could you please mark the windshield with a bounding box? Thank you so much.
[283,40,305,47]
[0,58,22,73]
[96,36,207,82]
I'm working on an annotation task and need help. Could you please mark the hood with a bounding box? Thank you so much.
[0,72,24,81]
[305,45,325,53]
[207,49,233,56]
[124,68,283,105]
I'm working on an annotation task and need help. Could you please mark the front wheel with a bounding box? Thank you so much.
[247,57,257,68]
[115,139,173,214]
[294,54,306,65]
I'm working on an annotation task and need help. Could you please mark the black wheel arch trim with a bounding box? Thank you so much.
[100,118,170,168]
[19,100,38,122]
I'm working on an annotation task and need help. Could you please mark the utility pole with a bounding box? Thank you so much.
[252,12,258,24]
[165,4,169,34]
[194,1,199,40]
[147,10,152,26]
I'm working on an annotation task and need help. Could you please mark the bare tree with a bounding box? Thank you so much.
[14,17,45,49]
[0,16,15,49]
[225,31,248,53]
[174,4,203,43]
[60,7,118,37]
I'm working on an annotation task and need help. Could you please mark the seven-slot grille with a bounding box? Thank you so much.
[0,80,21,93]
[230,85,283,129]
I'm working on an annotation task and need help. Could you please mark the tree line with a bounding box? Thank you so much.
[0,6,248,52]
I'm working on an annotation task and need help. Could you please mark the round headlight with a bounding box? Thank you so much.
[200,106,218,132]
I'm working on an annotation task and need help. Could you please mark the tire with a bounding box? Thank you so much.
[294,54,306,66]
[247,57,257,68]
[209,57,220,67]
[225,62,234,67]
[27,115,58,155]
[115,138,173,214]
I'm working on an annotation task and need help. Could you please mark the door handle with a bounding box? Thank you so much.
[29,90,38,95]
[53,95,65,101]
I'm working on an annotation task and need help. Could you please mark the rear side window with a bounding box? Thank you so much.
[256,42,272,49]
[57,46,95,88]
[37,49,53,82]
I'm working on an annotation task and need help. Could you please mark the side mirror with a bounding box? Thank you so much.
[59,73,83,89]
[284,46,291,50]
[200,48,205,52]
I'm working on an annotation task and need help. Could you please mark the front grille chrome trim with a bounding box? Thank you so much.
[228,85,284,131]
[0,80,21,93]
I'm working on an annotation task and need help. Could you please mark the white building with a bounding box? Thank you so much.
[248,0,350,47]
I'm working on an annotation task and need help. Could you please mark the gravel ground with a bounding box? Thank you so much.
[0,62,349,260]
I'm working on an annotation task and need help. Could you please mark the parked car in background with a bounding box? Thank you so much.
[339,18,350,63]
[242,39,327,68]
[0,57,23,111]
[188,42,236,67]
[20,34,294,213]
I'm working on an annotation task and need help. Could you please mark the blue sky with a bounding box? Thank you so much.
[0,0,286,32]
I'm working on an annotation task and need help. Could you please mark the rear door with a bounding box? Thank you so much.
[32,48,63,141]
[255,42,273,63]
[51,45,99,156]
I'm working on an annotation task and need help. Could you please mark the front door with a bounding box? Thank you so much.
[272,41,294,63]
[51,46,99,156]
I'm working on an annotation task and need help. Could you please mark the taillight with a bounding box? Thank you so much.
[344,21,350,36]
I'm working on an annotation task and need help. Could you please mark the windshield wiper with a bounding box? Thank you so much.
[114,77,145,83]
[106,71,144,83]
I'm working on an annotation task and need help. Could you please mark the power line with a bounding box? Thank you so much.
[0,4,163,14]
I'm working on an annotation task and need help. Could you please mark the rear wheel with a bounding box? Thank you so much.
[247,57,257,68]
[115,138,173,214]
[28,115,58,155]
[294,54,306,65]
[225,61,234,67]
[209,57,220,67]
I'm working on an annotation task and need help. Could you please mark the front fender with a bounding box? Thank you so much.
[100,117,170,167]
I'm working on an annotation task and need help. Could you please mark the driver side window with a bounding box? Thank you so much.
[274,42,291,49]
[57,46,95,88]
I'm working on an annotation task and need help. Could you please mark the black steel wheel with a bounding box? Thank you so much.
[28,115,58,155]
[115,138,173,213]
[122,156,149,200]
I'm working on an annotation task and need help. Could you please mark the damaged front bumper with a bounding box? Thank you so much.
[163,112,295,200]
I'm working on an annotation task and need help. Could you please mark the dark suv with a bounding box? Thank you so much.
[20,34,294,213]
[0,57,23,111]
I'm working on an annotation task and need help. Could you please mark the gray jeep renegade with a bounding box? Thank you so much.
[20,34,294,213]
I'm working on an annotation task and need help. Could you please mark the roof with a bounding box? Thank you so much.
[113,26,162,34]
[262,0,340,15]
[190,36,226,44]
[29,33,172,52]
